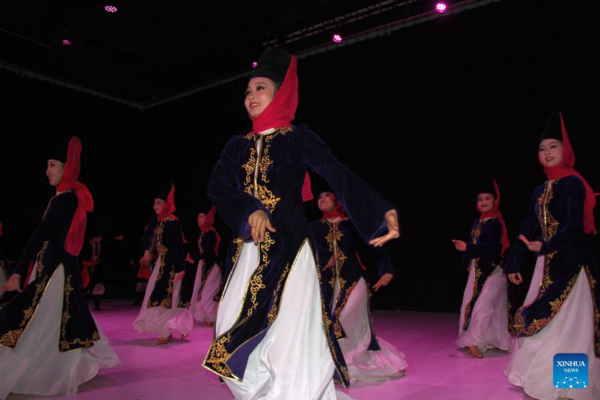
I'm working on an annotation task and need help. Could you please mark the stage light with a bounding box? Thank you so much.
[105,5,118,13]
[332,34,343,43]
[252,61,258,68]
[435,2,448,13]
[62,39,72,45]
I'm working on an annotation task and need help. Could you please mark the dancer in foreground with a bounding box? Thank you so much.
[504,112,599,400]
[133,183,191,344]
[311,189,407,383]
[203,48,400,399]
[0,136,120,398]
[452,179,512,358]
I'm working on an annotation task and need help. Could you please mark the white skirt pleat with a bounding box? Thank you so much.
[0,264,121,399]
[457,264,512,352]
[192,262,221,323]
[331,277,407,383]
[505,255,600,400]
[216,241,353,400]
[133,257,192,338]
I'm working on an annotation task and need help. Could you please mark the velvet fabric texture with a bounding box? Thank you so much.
[204,125,394,386]
[180,230,221,307]
[0,191,100,351]
[504,176,600,356]
[140,216,185,309]
[310,217,393,350]
[461,217,504,331]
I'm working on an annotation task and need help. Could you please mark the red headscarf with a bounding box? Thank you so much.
[321,192,347,220]
[199,206,221,255]
[56,137,94,257]
[157,184,177,221]
[540,112,597,234]
[477,179,510,256]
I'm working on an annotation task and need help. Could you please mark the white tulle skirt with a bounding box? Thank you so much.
[505,255,600,400]
[0,264,121,399]
[133,257,193,338]
[331,277,407,383]
[215,241,353,400]
[457,264,512,352]
[192,261,221,323]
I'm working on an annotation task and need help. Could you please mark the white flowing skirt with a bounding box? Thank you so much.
[505,255,600,400]
[0,264,121,399]
[133,257,193,338]
[216,241,353,400]
[192,261,221,323]
[457,264,512,352]
[331,277,407,383]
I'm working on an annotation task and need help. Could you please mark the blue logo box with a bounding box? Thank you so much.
[553,353,588,389]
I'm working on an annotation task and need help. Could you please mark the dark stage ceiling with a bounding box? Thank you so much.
[0,0,497,108]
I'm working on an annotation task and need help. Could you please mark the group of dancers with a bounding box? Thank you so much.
[0,47,598,400]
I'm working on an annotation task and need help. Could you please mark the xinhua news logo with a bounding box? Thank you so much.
[553,353,588,389]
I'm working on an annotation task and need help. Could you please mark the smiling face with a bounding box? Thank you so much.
[153,199,165,215]
[477,193,496,213]
[539,139,563,168]
[317,191,337,213]
[46,159,65,187]
[197,212,206,228]
[244,77,277,118]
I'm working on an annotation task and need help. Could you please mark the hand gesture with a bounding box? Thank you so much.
[372,273,393,292]
[518,235,542,253]
[3,274,22,292]
[185,253,194,264]
[508,273,523,285]
[452,240,467,252]
[323,256,335,271]
[171,271,185,283]
[369,210,401,248]
[139,250,152,267]
[248,210,276,244]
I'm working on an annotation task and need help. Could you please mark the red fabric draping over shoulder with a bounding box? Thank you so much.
[541,112,597,234]
[157,184,177,221]
[56,137,94,257]
[321,196,346,220]
[200,206,221,255]
[477,179,510,256]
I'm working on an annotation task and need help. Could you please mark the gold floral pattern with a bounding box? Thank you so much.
[203,333,235,379]
[60,274,99,350]
[267,264,290,325]
[537,180,560,241]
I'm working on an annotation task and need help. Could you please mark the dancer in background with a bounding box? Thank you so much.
[0,136,120,398]
[204,47,399,399]
[133,183,191,344]
[452,179,512,358]
[0,221,15,307]
[310,189,407,383]
[504,112,599,400]
[81,227,105,311]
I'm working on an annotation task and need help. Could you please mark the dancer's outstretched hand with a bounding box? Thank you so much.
[3,274,22,292]
[323,256,335,271]
[508,273,523,285]
[171,271,185,283]
[452,240,467,252]
[518,234,542,253]
[140,250,152,267]
[373,273,393,292]
[248,210,276,244]
[369,210,400,247]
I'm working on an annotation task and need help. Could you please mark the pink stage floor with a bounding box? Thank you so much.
[15,300,533,400]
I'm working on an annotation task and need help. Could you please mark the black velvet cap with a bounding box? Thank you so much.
[540,112,563,143]
[155,182,172,201]
[250,48,292,87]
[48,136,72,163]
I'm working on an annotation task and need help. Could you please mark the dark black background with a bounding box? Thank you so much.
[1,0,598,311]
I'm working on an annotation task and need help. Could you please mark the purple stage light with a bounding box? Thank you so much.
[332,34,343,43]
[105,5,118,13]
[62,39,72,46]
[252,61,258,68]
[435,2,448,13]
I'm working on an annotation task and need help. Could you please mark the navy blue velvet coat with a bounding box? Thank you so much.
[0,191,100,351]
[461,217,504,330]
[310,217,393,351]
[0,253,16,307]
[504,176,599,357]
[203,125,394,386]
[180,230,221,306]
[141,216,185,309]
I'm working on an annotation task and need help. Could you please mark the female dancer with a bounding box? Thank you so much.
[133,183,191,344]
[504,112,599,400]
[310,190,407,383]
[0,136,120,398]
[203,48,400,399]
[452,179,512,358]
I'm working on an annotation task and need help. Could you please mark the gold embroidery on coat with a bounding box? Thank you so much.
[538,180,560,242]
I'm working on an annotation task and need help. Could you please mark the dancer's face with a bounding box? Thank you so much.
[197,213,206,227]
[477,193,496,213]
[153,199,165,215]
[46,159,64,187]
[539,139,563,168]
[245,77,276,118]
[318,191,337,213]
